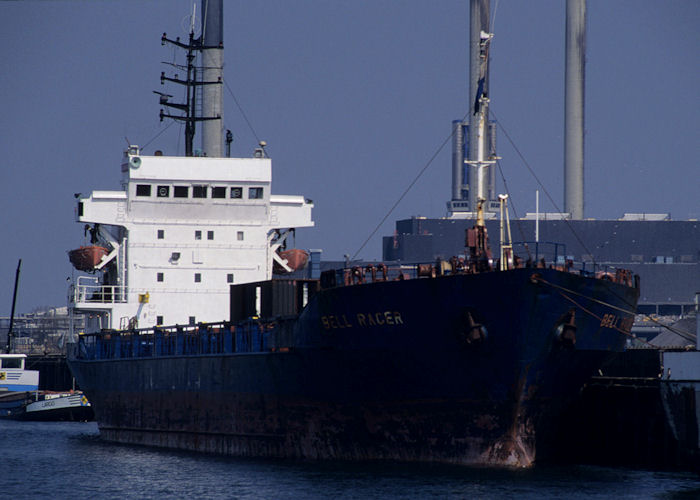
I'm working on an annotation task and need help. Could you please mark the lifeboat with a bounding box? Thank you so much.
[273,249,309,274]
[68,246,109,272]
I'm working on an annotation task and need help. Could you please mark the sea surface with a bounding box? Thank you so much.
[2,420,699,499]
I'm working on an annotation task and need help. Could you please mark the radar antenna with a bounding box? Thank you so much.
[157,21,222,156]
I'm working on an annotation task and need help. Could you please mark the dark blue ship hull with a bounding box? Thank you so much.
[68,268,639,466]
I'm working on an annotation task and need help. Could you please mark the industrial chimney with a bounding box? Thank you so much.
[564,0,586,219]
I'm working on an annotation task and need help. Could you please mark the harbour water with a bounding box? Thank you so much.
[2,420,699,499]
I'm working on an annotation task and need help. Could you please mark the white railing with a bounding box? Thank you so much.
[70,276,127,304]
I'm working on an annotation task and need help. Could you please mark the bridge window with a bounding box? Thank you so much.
[174,186,189,198]
[193,185,208,198]
[212,186,226,199]
[207,231,214,240]
[195,230,202,240]
[136,184,151,197]
[249,187,263,199]
[157,186,169,197]
[230,187,242,199]
[1,357,22,369]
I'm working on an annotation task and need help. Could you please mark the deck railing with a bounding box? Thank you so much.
[322,245,637,289]
[72,319,296,361]
[70,276,127,304]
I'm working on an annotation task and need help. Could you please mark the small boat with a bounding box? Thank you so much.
[0,354,38,393]
[273,249,310,274]
[0,353,93,421]
[19,391,93,422]
[68,246,109,272]
[0,353,39,417]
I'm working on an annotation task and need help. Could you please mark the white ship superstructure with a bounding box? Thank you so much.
[68,1,313,333]
[70,146,313,332]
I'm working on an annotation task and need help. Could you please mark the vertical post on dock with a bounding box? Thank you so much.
[5,259,22,354]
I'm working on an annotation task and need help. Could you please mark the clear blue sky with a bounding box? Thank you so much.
[1,1,698,315]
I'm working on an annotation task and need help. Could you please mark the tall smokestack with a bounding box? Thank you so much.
[201,0,224,157]
[564,0,585,219]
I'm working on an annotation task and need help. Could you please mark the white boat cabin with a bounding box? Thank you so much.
[0,354,39,393]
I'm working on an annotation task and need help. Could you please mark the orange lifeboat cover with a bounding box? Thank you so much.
[68,246,109,272]
[273,249,309,274]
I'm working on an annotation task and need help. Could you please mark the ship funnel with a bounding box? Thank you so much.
[201,0,224,157]
[564,0,586,219]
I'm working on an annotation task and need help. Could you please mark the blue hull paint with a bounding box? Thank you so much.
[0,384,38,392]
[68,268,639,466]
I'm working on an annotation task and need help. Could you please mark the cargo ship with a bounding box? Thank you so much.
[67,0,640,466]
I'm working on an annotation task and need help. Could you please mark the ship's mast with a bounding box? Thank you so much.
[448,0,496,218]
[4,259,21,354]
[158,0,224,157]
[466,0,494,213]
